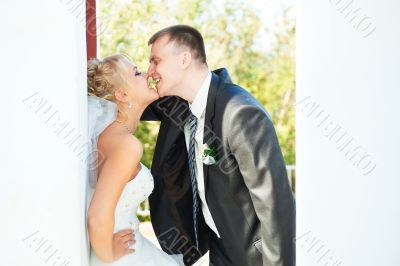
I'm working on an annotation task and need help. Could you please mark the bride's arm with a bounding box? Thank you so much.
[87,136,143,262]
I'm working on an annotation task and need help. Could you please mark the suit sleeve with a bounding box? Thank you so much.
[141,99,164,121]
[227,104,295,266]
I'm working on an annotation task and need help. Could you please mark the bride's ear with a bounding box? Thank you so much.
[114,88,129,103]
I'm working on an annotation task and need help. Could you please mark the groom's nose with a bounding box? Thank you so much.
[147,64,155,77]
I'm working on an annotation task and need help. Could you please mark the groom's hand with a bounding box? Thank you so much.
[112,229,136,260]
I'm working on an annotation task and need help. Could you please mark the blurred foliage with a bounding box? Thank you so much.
[99,0,295,166]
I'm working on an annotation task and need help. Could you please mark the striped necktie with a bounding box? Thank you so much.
[188,111,199,249]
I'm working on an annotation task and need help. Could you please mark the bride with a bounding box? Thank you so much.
[86,54,184,265]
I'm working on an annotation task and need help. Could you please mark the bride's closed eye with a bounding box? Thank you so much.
[133,66,141,76]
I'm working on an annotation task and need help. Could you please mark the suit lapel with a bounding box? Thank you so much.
[203,72,220,189]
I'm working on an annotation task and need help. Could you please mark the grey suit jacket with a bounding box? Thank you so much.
[142,68,295,266]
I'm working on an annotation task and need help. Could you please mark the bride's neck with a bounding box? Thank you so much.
[116,104,146,134]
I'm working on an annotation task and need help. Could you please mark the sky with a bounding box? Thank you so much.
[254,0,295,27]
[253,0,295,51]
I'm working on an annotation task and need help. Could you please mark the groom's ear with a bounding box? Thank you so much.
[180,51,192,69]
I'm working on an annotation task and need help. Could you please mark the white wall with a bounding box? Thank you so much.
[0,0,89,265]
[297,0,400,265]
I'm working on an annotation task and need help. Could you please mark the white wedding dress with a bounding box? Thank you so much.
[87,96,184,266]
[90,163,184,266]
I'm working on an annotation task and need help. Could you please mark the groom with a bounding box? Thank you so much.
[142,25,295,266]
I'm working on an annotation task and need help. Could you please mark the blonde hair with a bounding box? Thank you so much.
[87,54,131,119]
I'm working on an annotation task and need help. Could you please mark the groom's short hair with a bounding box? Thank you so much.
[148,25,207,64]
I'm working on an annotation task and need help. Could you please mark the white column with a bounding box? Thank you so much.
[297,0,400,265]
[0,0,89,265]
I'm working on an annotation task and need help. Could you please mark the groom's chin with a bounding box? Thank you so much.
[151,91,160,101]
[157,88,166,97]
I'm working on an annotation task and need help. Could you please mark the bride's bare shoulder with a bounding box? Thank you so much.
[98,125,143,157]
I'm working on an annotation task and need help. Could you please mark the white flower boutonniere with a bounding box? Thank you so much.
[202,143,218,165]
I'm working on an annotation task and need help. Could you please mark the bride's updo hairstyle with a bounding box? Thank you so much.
[87,54,131,118]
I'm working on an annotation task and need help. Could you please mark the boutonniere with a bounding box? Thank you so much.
[202,143,218,165]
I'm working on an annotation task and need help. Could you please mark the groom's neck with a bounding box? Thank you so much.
[179,66,209,104]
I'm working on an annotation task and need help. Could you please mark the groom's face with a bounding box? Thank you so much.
[148,35,184,97]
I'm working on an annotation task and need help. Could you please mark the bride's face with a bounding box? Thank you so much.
[122,59,159,105]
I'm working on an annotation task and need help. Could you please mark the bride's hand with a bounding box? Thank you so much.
[112,229,136,260]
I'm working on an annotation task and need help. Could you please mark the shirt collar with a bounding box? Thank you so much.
[189,71,212,119]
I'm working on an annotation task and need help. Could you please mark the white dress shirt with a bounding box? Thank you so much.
[184,71,220,237]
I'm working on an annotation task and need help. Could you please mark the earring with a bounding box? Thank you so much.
[128,101,133,109]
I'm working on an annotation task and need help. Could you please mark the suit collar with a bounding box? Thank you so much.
[203,71,220,133]
[203,68,231,143]
[203,68,232,189]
